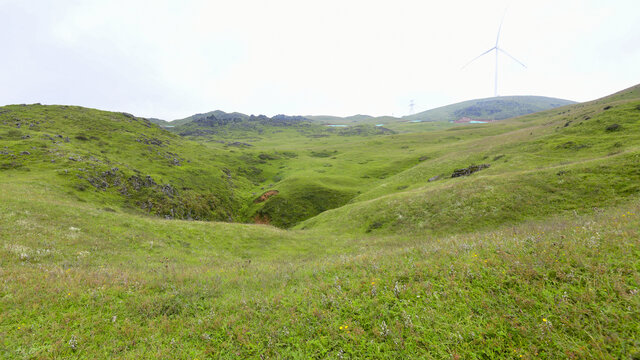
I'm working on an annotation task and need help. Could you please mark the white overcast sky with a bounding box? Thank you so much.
[1,0,639,119]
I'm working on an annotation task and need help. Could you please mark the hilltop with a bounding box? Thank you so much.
[148,110,252,128]
[403,95,576,122]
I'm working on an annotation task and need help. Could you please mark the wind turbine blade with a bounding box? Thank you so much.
[497,48,527,68]
[495,5,509,46]
[461,47,496,69]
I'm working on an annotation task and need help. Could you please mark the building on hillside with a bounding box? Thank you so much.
[452,117,494,124]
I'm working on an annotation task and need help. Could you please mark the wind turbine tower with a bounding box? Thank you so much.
[462,9,526,97]
[409,99,415,114]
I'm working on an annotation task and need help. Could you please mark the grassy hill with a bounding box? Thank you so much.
[1,85,640,358]
[403,95,576,122]
[0,105,255,221]
[301,90,639,235]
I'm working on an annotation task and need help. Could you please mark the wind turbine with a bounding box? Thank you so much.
[462,9,526,97]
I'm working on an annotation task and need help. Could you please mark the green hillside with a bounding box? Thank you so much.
[404,95,576,122]
[0,105,253,221]
[1,84,640,359]
[166,112,398,226]
[302,90,639,234]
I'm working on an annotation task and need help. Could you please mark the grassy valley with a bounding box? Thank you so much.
[1,85,640,359]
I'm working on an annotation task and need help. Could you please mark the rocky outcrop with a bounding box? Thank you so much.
[451,164,490,178]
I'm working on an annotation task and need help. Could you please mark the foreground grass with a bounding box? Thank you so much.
[1,179,639,359]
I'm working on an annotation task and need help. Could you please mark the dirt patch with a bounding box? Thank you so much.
[254,190,279,203]
[253,213,271,224]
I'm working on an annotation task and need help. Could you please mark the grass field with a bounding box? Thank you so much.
[1,84,639,358]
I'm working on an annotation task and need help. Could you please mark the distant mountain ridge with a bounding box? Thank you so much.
[148,95,575,128]
[172,111,313,137]
[150,110,309,128]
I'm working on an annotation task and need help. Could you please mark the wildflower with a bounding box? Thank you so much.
[380,321,390,337]
[68,335,78,350]
[542,318,547,322]
[339,326,343,330]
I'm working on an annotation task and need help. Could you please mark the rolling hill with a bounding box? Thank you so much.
[1,84,639,358]
[0,105,254,222]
